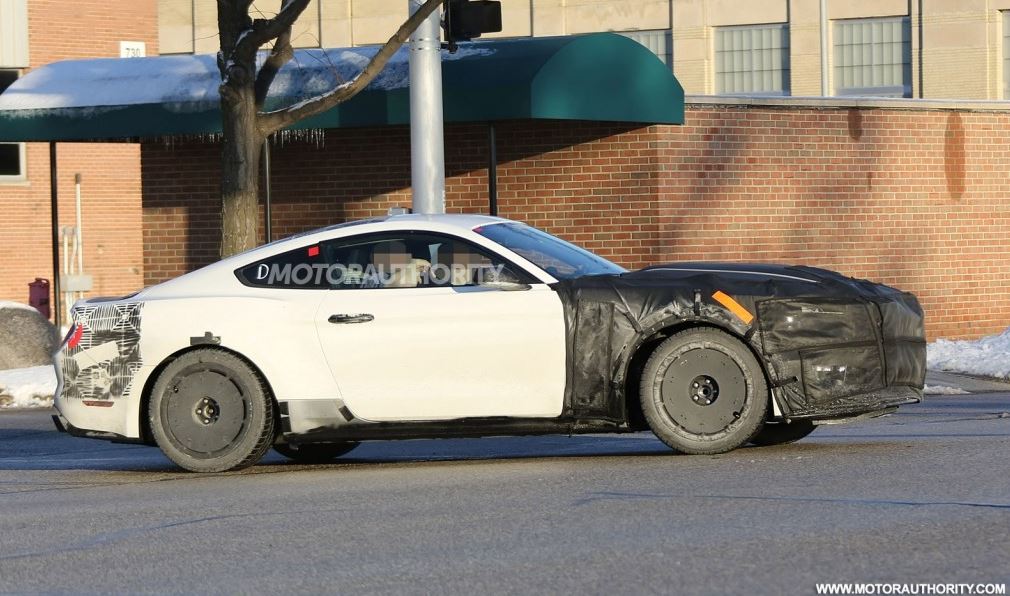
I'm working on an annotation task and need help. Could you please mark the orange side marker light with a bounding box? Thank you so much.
[712,291,754,325]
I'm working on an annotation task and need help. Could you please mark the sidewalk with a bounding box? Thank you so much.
[925,370,1010,394]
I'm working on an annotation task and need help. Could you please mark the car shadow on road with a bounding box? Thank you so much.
[1,423,1001,474]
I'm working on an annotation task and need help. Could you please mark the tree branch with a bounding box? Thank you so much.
[254,27,294,107]
[258,0,445,135]
[235,0,311,59]
[217,0,255,78]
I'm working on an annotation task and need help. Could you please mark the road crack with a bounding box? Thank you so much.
[575,490,1010,511]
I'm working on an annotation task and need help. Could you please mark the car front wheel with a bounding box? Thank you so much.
[149,349,274,473]
[640,328,767,455]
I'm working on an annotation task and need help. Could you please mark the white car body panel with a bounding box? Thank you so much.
[55,214,567,439]
[316,284,566,421]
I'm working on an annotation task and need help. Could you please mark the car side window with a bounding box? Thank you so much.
[235,231,535,290]
[235,244,331,289]
[323,232,535,290]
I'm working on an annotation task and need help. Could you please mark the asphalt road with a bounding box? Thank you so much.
[1,395,1009,595]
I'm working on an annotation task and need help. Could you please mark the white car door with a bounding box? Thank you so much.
[314,231,567,422]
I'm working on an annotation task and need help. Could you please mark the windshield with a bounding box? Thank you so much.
[475,222,626,280]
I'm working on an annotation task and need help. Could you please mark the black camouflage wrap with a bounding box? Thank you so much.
[552,263,925,422]
[60,302,144,402]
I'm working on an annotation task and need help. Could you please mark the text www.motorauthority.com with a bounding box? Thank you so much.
[816,584,1006,595]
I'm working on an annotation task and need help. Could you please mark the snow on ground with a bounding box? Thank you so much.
[0,366,56,409]
[922,384,970,395]
[927,327,1010,380]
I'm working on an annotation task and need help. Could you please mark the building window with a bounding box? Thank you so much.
[833,16,911,97]
[714,24,790,96]
[620,30,673,66]
[0,69,25,182]
[1004,11,1010,99]
[0,0,29,67]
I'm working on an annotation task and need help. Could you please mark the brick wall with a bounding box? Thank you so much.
[141,102,1010,341]
[0,0,157,316]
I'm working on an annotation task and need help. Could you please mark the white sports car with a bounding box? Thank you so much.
[53,214,926,472]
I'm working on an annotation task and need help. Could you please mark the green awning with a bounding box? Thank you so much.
[0,33,683,142]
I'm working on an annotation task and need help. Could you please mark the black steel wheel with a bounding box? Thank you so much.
[149,349,274,473]
[274,442,359,463]
[640,327,767,454]
[749,421,817,446]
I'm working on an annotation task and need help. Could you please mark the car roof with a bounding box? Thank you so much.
[382,213,511,230]
[217,213,517,269]
[254,213,512,251]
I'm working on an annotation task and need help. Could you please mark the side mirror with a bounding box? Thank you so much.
[476,266,531,291]
[481,279,531,292]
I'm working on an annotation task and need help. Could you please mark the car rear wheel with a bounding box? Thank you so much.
[149,349,274,473]
[749,421,817,446]
[640,328,767,455]
[274,442,359,463]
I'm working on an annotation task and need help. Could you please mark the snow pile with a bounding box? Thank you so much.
[0,303,58,370]
[0,365,57,409]
[0,44,497,114]
[0,300,35,312]
[927,327,1010,379]
[922,384,970,395]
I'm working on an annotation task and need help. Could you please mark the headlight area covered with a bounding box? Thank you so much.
[552,264,925,422]
[757,281,925,418]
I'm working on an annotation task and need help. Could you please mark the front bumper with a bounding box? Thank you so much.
[783,386,921,421]
[756,289,926,419]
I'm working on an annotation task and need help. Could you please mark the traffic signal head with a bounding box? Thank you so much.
[445,0,502,43]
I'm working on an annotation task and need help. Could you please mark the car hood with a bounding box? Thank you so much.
[617,262,907,301]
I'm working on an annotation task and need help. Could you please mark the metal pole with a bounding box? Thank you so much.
[263,138,272,244]
[49,143,61,330]
[75,173,83,278]
[819,0,829,96]
[408,0,445,214]
[487,123,498,216]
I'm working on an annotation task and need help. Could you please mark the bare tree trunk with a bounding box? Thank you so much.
[220,85,263,257]
[215,0,445,258]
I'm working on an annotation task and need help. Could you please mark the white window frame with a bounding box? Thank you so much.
[832,16,912,98]
[713,23,791,97]
[1003,11,1010,99]
[0,68,26,184]
[0,0,30,68]
[0,142,26,184]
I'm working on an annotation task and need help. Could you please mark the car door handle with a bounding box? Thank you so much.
[328,313,374,324]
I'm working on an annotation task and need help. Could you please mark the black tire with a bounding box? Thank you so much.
[640,328,768,455]
[749,421,817,446]
[274,442,359,463]
[148,349,274,473]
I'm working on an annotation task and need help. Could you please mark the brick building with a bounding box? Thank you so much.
[3,2,1010,342]
[0,0,156,311]
[139,97,1010,341]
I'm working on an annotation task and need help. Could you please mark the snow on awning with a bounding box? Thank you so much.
[0,33,684,142]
